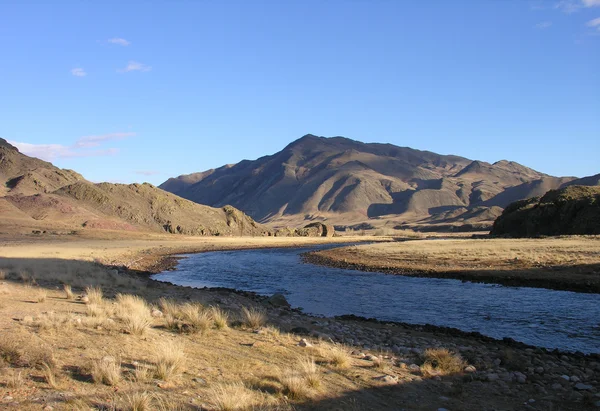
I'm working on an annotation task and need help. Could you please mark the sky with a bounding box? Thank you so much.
[1,0,598,185]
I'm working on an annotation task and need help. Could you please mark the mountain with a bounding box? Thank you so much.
[0,138,266,236]
[160,134,577,230]
[491,185,600,237]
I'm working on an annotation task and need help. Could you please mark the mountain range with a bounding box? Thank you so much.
[160,134,597,231]
[0,138,265,236]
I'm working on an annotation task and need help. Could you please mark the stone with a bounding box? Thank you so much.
[266,293,290,308]
[464,365,477,373]
[364,355,379,361]
[81,295,89,303]
[535,367,544,374]
[409,364,420,372]
[574,383,593,391]
[560,375,570,381]
[151,309,163,318]
[298,338,313,348]
[373,375,398,384]
[487,373,500,382]
[551,383,563,390]
[570,375,581,383]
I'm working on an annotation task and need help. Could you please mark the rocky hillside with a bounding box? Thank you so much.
[0,138,267,236]
[161,134,576,229]
[491,185,600,237]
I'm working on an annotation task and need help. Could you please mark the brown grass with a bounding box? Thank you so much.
[5,369,24,388]
[115,294,153,335]
[211,306,229,329]
[298,356,321,389]
[209,382,256,411]
[421,348,466,376]
[85,286,103,305]
[154,341,185,381]
[322,344,352,369]
[91,356,122,385]
[35,288,47,303]
[42,362,59,388]
[281,373,311,399]
[63,284,74,299]
[241,306,267,329]
[123,391,153,411]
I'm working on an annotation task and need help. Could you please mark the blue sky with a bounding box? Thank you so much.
[1,0,598,185]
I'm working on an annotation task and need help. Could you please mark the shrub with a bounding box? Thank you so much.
[209,382,255,411]
[211,306,229,330]
[179,303,211,334]
[115,294,153,335]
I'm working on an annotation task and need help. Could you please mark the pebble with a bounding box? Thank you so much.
[574,383,593,391]
[570,375,581,383]
[551,383,563,390]
[535,367,544,374]
[151,309,163,318]
[487,373,500,382]
[464,365,477,373]
[560,375,570,381]
[364,355,378,361]
[298,338,312,347]
[373,375,398,384]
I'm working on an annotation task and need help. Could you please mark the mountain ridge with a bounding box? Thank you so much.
[160,134,588,230]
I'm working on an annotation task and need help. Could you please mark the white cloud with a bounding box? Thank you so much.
[75,132,136,148]
[118,61,151,73]
[71,67,86,77]
[135,170,161,176]
[108,37,130,46]
[555,0,600,12]
[583,0,600,6]
[8,132,135,161]
[535,21,553,28]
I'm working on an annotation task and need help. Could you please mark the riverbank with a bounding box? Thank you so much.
[1,235,599,409]
[304,237,600,293]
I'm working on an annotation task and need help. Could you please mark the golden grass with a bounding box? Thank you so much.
[91,356,122,386]
[154,341,185,381]
[0,334,23,365]
[5,369,24,388]
[85,286,103,305]
[115,294,153,335]
[241,306,267,329]
[42,362,59,388]
[211,306,229,329]
[123,391,153,411]
[35,288,47,303]
[209,382,256,411]
[133,363,153,383]
[322,344,352,369]
[179,302,211,334]
[421,348,466,376]
[281,373,311,399]
[63,284,74,299]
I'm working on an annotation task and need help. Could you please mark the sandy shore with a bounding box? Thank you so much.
[304,237,600,293]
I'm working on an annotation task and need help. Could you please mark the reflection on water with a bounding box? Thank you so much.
[152,245,600,354]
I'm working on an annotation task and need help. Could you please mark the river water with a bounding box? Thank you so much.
[152,245,600,354]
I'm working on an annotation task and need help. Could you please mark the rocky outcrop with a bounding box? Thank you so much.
[491,185,600,237]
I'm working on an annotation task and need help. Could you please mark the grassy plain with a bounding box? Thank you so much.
[306,237,600,292]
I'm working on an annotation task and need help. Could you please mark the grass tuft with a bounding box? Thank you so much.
[421,348,466,376]
[241,306,267,329]
[63,284,74,300]
[85,286,103,305]
[91,356,121,386]
[209,382,255,411]
[298,356,321,389]
[115,294,153,335]
[211,306,229,330]
[124,391,153,411]
[154,341,185,381]
[324,344,352,369]
[35,288,48,303]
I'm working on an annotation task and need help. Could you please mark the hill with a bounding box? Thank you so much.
[490,185,600,237]
[160,134,576,230]
[0,138,267,236]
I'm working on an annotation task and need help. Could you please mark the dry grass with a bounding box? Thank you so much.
[42,362,59,388]
[211,306,229,329]
[91,356,122,386]
[179,302,211,334]
[133,363,153,383]
[281,373,311,399]
[209,382,256,411]
[298,356,321,389]
[85,286,103,305]
[5,369,24,388]
[241,306,267,329]
[115,294,153,335]
[35,288,47,302]
[421,348,466,376]
[123,391,153,411]
[322,344,352,369]
[31,311,74,332]
[154,341,185,381]
[0,334,23,365]
[63,284,74,299]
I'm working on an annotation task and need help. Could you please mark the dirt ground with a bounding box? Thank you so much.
[305,237,600,293]
[0,232,598,410]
